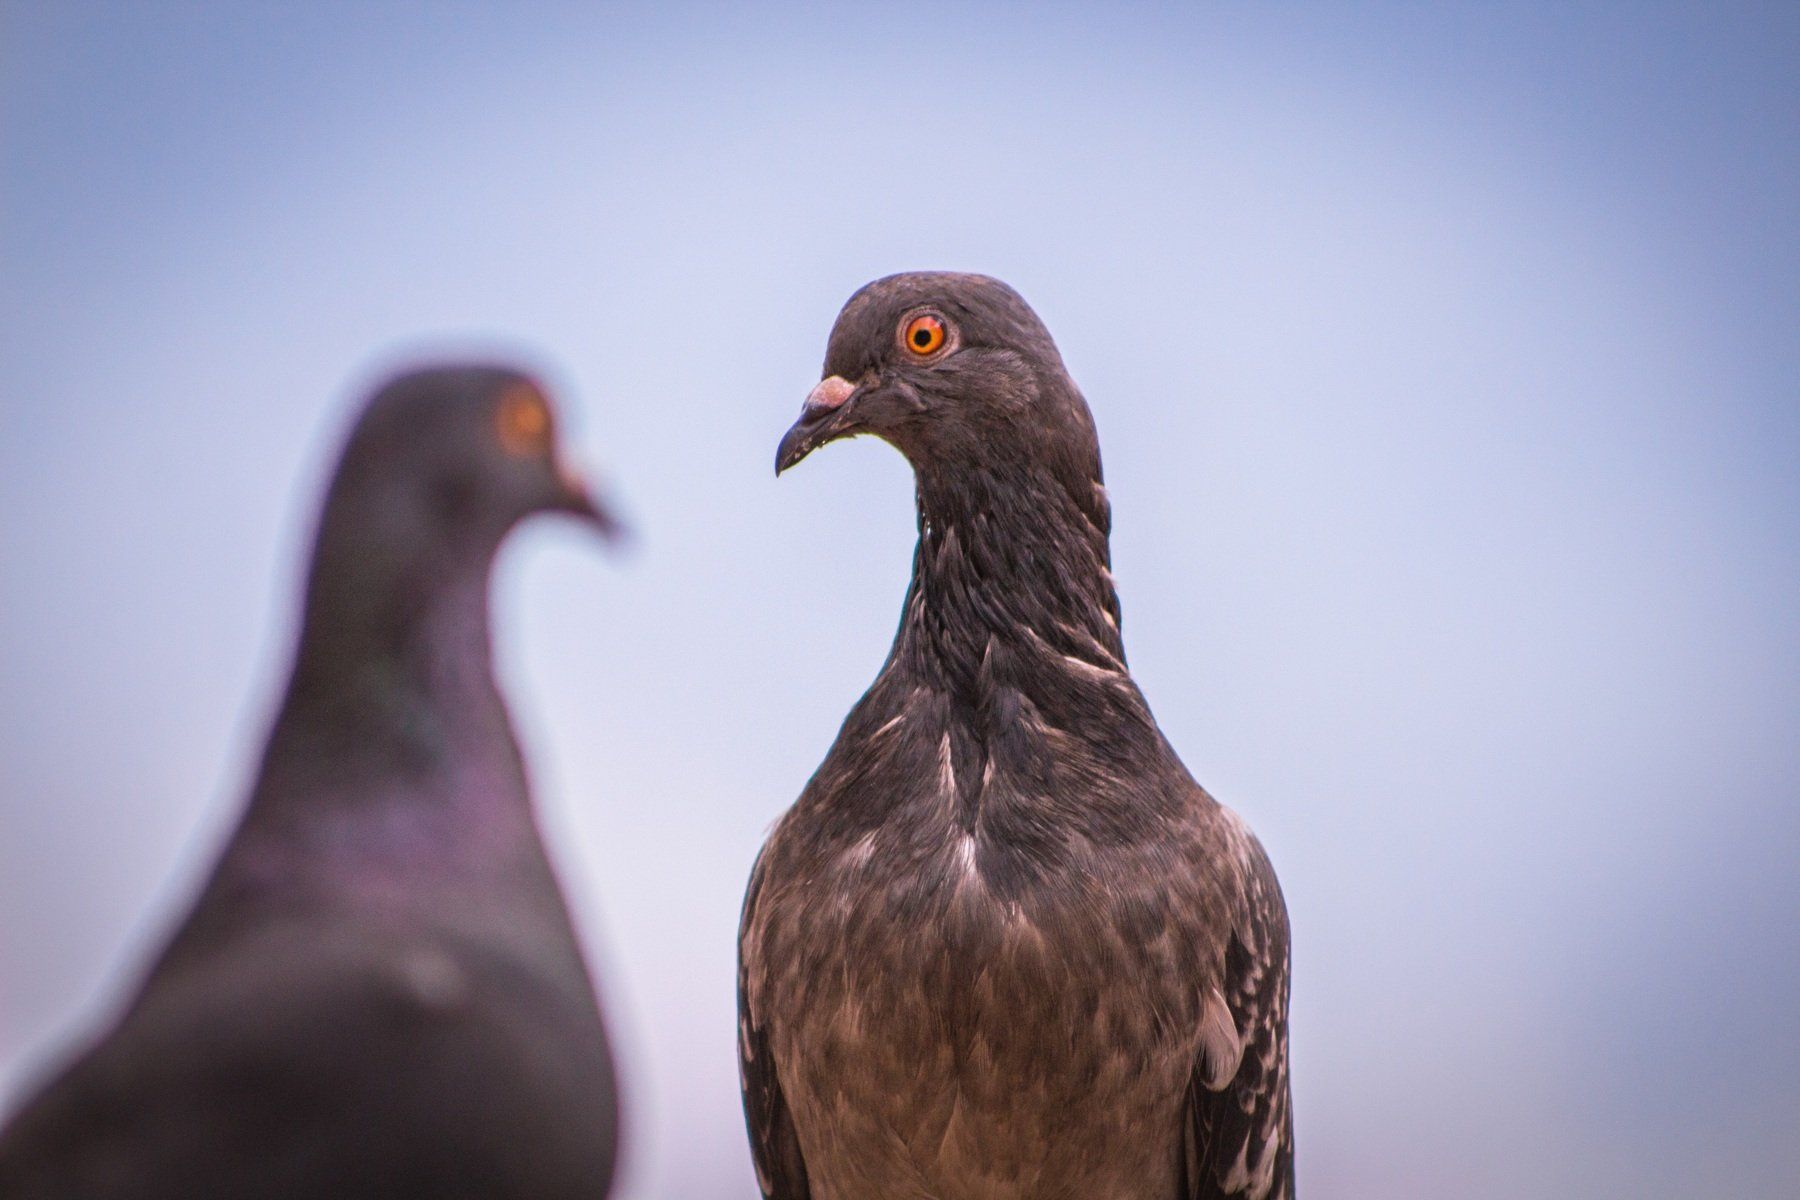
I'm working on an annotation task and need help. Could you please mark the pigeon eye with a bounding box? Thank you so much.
[902,313,947,357]
[496,384,552,457]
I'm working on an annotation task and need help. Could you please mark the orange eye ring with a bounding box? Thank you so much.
[496,383,552,457]
[902,313,947,357]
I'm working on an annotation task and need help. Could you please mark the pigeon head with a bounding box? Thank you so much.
[291,365,620,688]
[326,365,621,556]
[775,272,1104,498]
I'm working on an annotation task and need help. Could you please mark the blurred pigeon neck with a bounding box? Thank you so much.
[274,527,516,792]
[901,462,1124,688]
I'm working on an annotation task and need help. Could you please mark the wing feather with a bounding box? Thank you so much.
[1179,841,1294,1200]
[738,856,811,1199]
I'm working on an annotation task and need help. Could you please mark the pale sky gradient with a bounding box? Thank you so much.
[2,4,1796,1197]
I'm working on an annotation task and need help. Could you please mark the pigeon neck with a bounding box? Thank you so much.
[898,461,1125,691]
[268,522,519,806]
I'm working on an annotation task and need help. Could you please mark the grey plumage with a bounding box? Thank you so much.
[0,366,621,1199]
[742,274,1293,1199]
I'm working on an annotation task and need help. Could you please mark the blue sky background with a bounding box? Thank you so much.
[2,3,1796,1196]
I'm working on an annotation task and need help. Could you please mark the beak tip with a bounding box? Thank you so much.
[585,495,629,544]
[774,430,812,477]
[555,487,627,546]
[579,506,630,551]
[777,375,860,478]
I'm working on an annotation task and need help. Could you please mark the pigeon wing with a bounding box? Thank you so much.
[1179,844,1295,1200]
[737,854,811,1200]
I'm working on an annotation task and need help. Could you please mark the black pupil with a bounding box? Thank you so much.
[913,326,932,347]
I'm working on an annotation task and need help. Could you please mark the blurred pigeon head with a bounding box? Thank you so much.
[331,364,623,555]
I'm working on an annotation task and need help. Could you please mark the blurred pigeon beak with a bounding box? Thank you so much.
[775,375,857,476]
[553,456,627,543]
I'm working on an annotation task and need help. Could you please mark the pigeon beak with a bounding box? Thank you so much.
[775,375,857,476]
[552,455,628,544]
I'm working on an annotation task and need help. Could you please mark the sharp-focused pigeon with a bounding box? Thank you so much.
[741,274,1293,1199]
[0,366,622,1199]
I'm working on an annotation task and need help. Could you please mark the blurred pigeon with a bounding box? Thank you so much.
[742,274,1293,1199]
[0,366,622,1199]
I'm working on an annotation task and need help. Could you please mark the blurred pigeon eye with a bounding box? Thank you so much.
[496,384,552,457]
[902,313,948,357]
